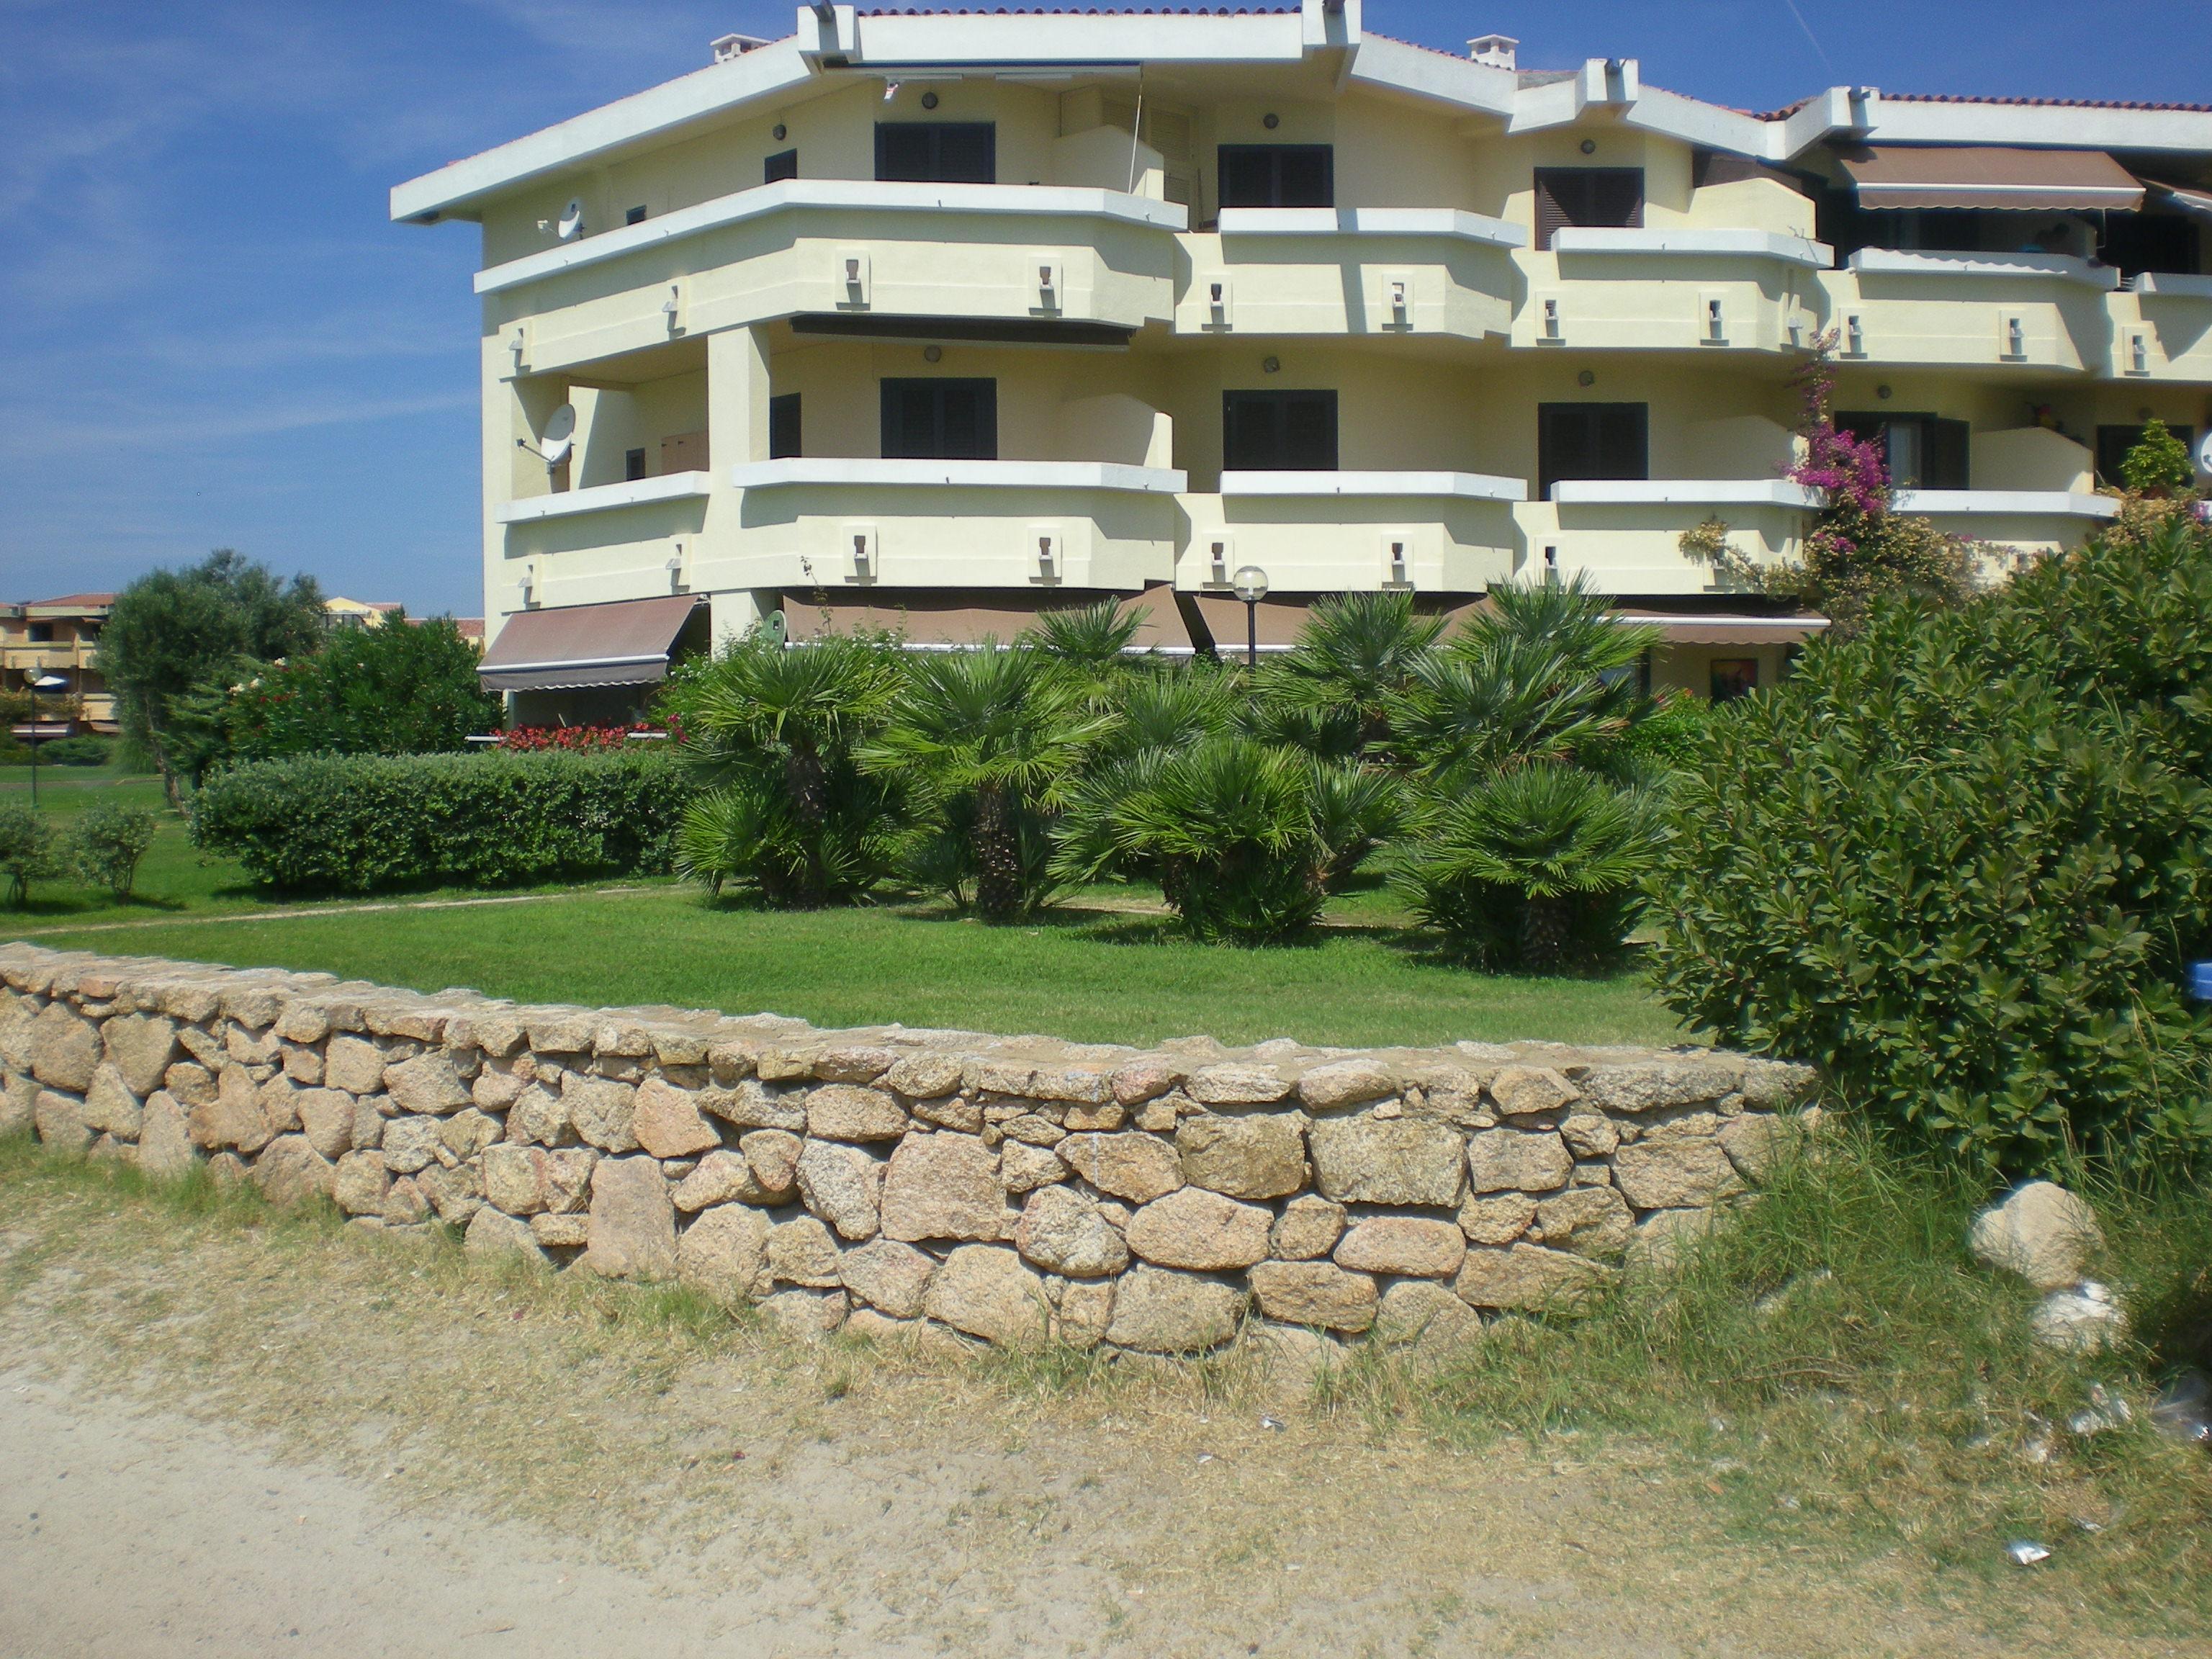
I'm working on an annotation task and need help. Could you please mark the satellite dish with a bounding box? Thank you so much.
[541,404,577,467]
[557,199,585,241]
[2196,429,2212,481]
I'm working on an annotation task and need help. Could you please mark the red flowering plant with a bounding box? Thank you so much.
[493,720,682,751]
[1679,333,1972,633]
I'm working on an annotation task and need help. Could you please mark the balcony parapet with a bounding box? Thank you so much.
[1215,207,1526,248]
[1890,489,2120,520]
[1220,469,1527,502]
[495,472,713,524]
[1550,228,1832,268]
[1550,479,1822,509]
[2132,271,2212,300]
[1844,248,2121,292]
[477,181,1188,297]
[732,459,1187,493]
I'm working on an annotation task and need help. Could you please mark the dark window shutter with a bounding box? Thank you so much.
[876,124,994,184]
[1277,146,1333,208]
[1218,145,1334,210]
[1926,419,1971,490]
[764,148,798,184]
[880,379,997,460]
[1538,403,1649,498]
[1533,172,1570,251]
[768,394,802,460]
[1223,390,1337,471]
[1534,168,1645,248]
[935,123,995,184]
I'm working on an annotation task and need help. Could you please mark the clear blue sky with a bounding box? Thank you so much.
[2,0,2201,616]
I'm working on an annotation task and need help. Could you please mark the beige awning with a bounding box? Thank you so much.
[781,585,1195,652]
[1617,613,1830,647]
[479,595,705,692]
[1840,148,2143,212]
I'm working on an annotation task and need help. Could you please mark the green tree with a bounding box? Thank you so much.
[1254,590,1444,758]
[862,644,1105,917]
[100,550,326,792]
[672,631,904,907]
[1030,597,1145,671]
[69,802,158,899]
[217,614,500,762]
[2122,417,2197,496]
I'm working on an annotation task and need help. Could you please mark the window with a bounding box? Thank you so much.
[763,148,799,184]
[1536,403,1648,499]
[1216,145,1334,210]
[769,393,802,460]
[624,447,648,482]
[2099,213,2200,279]
[881,379,997,459]
[1222,390,1338,471]
[1532,168,1644,251]
[2097,421,2198,489]
[875,123,994,184]
[1709,658,1759,702]
[1836,411,1969,490]
[26,623,53,644]
[624,204,648,225]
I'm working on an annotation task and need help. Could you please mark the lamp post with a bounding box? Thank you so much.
[1231,565,1269,670]
[28,674,68,811]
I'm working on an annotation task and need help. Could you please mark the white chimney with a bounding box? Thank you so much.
[1468,34,1517,71]
[711,32,770,62]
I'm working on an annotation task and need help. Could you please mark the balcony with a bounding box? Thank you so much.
[724,458,1184,592]
[3,642,99,674]
[1889,488,2120,554]
[480,181,1183,376]
[494,472,714,525]
[1819,250,2118,374]
[1177,208,1522,341]
[1527,479,1822,594]
[1181,469,1524,594]
[1521,228,1833,354]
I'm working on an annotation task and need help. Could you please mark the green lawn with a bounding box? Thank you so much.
[4,769,1682,1048]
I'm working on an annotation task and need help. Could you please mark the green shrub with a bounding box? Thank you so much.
[1393,765,1657,969]
[2122,418,2197,496]
[40,735,112,766]
[207,614,500,765]
[1645,513,2212,1174]
[70,802,158,898]
[0,806,59,907]
[1053,737,1368,944]
[190,749,691,894]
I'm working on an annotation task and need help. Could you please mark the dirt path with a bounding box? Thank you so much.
[0,1172,2182,1659]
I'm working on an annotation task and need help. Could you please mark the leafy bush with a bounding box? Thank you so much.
[2122,418,2197,497]
[1054,737,1368,944]
[40,735,112,766]
[191,749,691,894]
[1393,765,1657,969]
[670,633,904,907]
[1645,513,2212,1174]
[70,802,157,898]
[176,614,499,773]
[0,806,59,907]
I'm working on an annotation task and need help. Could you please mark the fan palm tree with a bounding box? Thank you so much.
[1393,763,1658,969]
[862,644,1107,918]
[673,631,904,905]
[1259,590,1445,758]
[1030,596,1145,670]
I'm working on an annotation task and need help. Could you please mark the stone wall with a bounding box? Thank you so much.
[0,943,1817,1355]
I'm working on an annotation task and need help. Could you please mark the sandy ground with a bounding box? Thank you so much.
[0,1177,2192,1659]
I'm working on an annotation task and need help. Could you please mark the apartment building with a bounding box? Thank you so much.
[1,593,117,732]
[392,4,2212,721]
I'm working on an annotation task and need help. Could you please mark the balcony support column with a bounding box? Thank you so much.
[703,323,775,638]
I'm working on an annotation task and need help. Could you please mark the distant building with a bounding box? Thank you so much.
[2,593,116,732]
[325,596,405,629]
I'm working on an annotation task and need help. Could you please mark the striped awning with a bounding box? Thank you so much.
[1840,148,2143,212]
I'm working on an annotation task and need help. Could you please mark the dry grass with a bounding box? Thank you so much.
[0,1133,2196,1657]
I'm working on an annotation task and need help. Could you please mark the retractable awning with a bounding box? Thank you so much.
[478,595,705,692]
[1615,613,1829,647]
[780,585,1195,652]
[1840,148,2143,212]
[2145,179,2212,225]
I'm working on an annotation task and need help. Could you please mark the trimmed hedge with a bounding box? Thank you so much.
[190,749,693,894]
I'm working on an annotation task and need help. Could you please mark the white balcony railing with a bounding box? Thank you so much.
[494,472,714,524]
